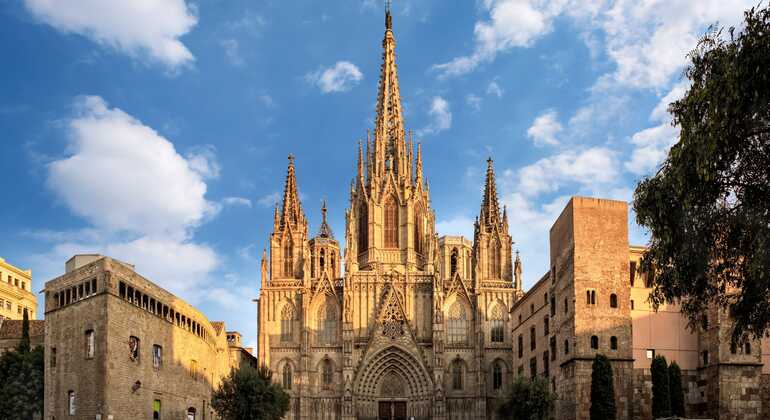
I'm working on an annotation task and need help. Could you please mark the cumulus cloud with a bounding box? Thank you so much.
[527,109,562,147]
[517,147,620,197]
[40,96,223,297]
[24,0,198,70]
[417,96,452,136]
[305,61,363,93]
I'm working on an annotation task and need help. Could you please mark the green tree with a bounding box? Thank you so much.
[0,310,45,419]
[651,355,671,418]
[498,375,555,420]
[633,5,770,342]
[668,361,685,417]
[590,354,616,420]
[211,364,289,420]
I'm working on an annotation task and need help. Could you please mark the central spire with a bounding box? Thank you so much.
[372,3,407,180]
[480,157,502,228]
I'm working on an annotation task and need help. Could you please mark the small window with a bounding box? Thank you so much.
[322,359,333,389]
[590,335,599,350]
[190,360,198,379]
[745,342,752,355]
[68,391,76,415]
[153,345,163,368]
[544,293,548,305]
[550,337,556,361]
[543,316,549,336]
[610,336,618,350]
[186,407,196,420]
[646,349,655,359]
[587,290,596,305]
[564,339,569,355]
[153,399,161,420]
[530,303,534,315]
[564,298,568,314]
[129,336,140,361]
[702,350,709,366]
[550,296,556,316]
[517,335,523,358]
[452,360,464,390]
[530,326,536,350]
[492,362,503,391]
[529,357,537,378]
[51,347,57,368]
[630,300,635,310]
[283,363,292,390]
[85,330,95,359]
[610,294,618,308]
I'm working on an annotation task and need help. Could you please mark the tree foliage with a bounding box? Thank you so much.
[0,311,44,419]
[668,361,685,417]
[590,354,616,420]
[498,375,555,420]
[651,355,671,418]
[211,365,289,420]
[633,5,770,342]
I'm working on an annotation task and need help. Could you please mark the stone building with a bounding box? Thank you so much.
[256,8,522,420]
[43,254,255,420]
[0,256,37,320]
[0,317,44,354]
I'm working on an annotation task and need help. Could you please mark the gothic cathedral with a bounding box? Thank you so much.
[256,9,523,420]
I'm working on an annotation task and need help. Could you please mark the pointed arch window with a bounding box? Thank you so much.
[451,359,464,390]
[330,251,335,274]
[280,303,295,342]
[447,302,468,345]
[492,361,504,391]
[283,239,293,277]
[450,248,459,277]
[282,363,293,390]
[317,299,338,345]
[488,239,500,279]
[358,204,368,253]
[321,359,333,389]
[414,205,423,254]
[320,248,325,271]
[384,196,399,248]
[490,304,504,343]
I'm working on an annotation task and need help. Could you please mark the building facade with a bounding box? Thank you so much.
[256,9,522,420]
[43,255,255,420]
[0,256,36,320]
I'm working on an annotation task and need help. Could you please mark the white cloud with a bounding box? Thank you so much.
[257,192,281,207]
[305,61,363,94]
[222,197,252,207]
[48,96,218,239]
[417,96,452,136]
[517,147,620,197]
[436,215,475,238]
[39,95,224,298]
[527,109,562,147]
[24,0,197,70]
[487,80,504,97]
[220,38,244,67]
[432,0,566,77]
[466,94,482,111]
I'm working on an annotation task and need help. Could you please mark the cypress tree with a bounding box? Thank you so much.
[590,354,616,420]
[651,355,671,418]
[18,308,30,353]
[668,361,685,417]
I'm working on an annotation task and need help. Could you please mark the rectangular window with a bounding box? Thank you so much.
[543,317,549,336]
[550,337,556,361]
[153,399,161,420]
[68,391,76,415]
[490,319,504,343]
[153,345,162,368]
[129,336,140,361]
[530,327,536,350]
[85,330,95,359]
[646,349,655,359]
[51,347,57,368]
[190,359,198,379]
[518,335,523,358]
[529,357,537,378]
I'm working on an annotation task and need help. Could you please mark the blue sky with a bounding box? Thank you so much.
[0,0,754,348]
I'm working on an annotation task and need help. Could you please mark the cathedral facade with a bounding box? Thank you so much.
[256,9,522,420]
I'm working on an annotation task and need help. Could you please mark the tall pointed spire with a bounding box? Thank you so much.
[318,200,334,238]
[480,157,502,228]
[415,142,423,185]
[373,2,406,180]
[280,154,305,231]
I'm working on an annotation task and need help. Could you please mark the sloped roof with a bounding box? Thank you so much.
[0,319,45,339]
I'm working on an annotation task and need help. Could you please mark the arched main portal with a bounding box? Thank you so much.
[353,346,433,420]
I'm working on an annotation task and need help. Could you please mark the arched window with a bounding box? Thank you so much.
[450,248,459,277]
[321,359,333,389]
[610,336,618,350]
[414,205,423,254]
[283,239,293,277]
[330,251,335,274]
[451,359,464,390]
[490,305,504,343]
[590,335,599,350]
[492,361,503,390]
[487,239,499,279]
[610,293,618,308]
[320,249,325,271]
[358,204,368,253]
[317,299,338,345]
[384,196,399,248]
[281,303,295,342]
[282,363,292,390]
[186,408,196,420]
[447,302,468,345]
